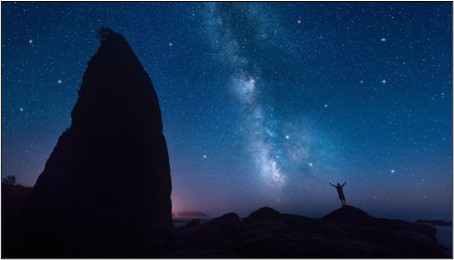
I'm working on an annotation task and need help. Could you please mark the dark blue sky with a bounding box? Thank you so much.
[2,2,452,220]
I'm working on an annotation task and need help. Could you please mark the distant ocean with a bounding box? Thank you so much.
[435,225,452,255]
[173,218,212,227]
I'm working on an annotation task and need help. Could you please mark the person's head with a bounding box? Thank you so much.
[337,183,340,186]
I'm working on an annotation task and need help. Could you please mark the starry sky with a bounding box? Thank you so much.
[2,2,452,220]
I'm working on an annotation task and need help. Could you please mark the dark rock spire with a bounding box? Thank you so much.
[5,28,172,257]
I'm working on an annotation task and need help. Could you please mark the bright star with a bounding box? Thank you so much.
[382,79,386,84]
[19,107,24,112]
[28,39,33,44]
[169,42,173,46]
[324,104,328,108]
[285,135,290,140]
[391,169,395,173]
[57,79,62,84]
[380,38,387,42]
[309,162,313,167]
[297,20,301,24]
[203,154,207,159]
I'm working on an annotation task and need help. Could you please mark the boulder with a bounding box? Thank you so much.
[322,205,371,224]
[243,206,281,223]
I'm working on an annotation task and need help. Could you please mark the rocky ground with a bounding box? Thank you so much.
[157,206,448,258]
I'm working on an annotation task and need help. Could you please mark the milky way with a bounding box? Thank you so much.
[203,3,343,202]
[205,3,287,190]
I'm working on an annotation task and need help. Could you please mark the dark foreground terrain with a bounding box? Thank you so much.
[157,206,448,258]
[3,204,449,257]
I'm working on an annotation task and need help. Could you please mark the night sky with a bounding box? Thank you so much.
[2,2,452,220]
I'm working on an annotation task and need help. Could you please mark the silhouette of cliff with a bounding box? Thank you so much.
[4,28,172,257]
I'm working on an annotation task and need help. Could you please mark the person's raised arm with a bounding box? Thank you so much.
[329,182,336,187]
[341,181,347,187]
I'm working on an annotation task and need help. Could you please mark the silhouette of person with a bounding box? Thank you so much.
[329,181,347,206]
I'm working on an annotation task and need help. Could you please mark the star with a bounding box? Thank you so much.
[19,107,24,112]
[203,154,207,159]
[297,19,301,24]
[382,79,386,84]
[360,80,364,84]
[57,79,62,84]
[309,162,313,167]
[169,42,173,46]
[28,39,33,44]
[380,38,387,42]
[285,135,290,140]
[391,169,395,173]
[324,104,328,108]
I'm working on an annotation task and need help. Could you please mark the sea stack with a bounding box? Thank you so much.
[6,28,172,257]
